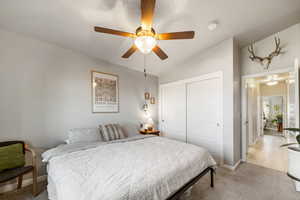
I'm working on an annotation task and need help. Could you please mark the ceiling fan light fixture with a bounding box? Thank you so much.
[134,36,157,54]
[94,0,195,59]
[266,81,278,86]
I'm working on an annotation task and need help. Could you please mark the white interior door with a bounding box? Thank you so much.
[294,58,300,129]
[257,86,264,137]
[242,84,249,160]
[186,77,223,164]
[287,81,295,129]
[160,83,186,142]
[286,59,300,137]
[287,59,300,134]
[247,86,259,145]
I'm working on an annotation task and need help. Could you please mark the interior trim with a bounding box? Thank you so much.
[222,160,241,171]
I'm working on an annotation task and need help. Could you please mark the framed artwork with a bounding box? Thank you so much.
[150,97,155,104]
[91,71,119,113]
[144,92,150,100]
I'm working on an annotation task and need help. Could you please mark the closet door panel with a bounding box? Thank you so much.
[161,83,186,142]
[186,77,222,164]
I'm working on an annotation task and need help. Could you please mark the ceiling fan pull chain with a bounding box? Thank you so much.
[144,55,147,93]
[144,54,147,80]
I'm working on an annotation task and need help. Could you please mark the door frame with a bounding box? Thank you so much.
[241,66,295,162]
[159,71,224,164]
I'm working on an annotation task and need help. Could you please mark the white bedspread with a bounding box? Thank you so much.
[42,135,216,200]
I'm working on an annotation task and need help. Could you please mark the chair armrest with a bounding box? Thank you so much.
[25,144,38,196]
[25,144,37,168]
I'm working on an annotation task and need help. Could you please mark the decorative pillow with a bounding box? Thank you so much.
[67,128,102,144]
[0,143,25,172]
[100,124,126,141]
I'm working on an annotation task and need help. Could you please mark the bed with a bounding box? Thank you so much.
[42,135,216,200]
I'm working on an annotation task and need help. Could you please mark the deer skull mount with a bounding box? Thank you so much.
[248,37,283,70]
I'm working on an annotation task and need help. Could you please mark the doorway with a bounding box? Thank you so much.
[262,95,285,136]
[241,65,299,172]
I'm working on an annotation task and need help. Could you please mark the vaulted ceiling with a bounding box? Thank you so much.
[1,0,300,75]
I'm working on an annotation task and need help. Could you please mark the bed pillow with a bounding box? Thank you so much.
[99,124,126,141]
[67,128,102,144]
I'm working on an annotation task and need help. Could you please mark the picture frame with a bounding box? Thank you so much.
[91,71,119,113]
[144,92,150,100]
[150,97,155,104]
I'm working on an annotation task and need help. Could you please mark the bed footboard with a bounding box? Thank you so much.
[166,167,215,200]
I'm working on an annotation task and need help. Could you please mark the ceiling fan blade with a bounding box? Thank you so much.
[141,0,156,30]
[94,27,135,38]
[157,31,195,40]
[122,45,137,58]
[153,45,168,60]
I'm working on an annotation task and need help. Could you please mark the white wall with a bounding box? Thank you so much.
[241,23,300,76]
[0,29,159,149]
[160,38,240,166]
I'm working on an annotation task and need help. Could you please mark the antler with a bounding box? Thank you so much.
[248,44,264,63]
[268,37,282,59]
[248,37,283,69]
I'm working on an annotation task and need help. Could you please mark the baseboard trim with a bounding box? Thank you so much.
[0,175,47,194]
[222,160,241,171]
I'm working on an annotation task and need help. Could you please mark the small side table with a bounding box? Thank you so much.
[139,130,160,136]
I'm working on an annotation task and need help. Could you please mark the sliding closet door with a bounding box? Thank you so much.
[160,83,186,142]
[186,77,223,164]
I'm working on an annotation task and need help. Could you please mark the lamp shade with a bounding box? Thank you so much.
[146,117,154,125]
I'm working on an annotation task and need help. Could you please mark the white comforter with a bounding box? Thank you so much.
[42,135,216,200]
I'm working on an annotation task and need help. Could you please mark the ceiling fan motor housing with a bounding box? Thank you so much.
[136,26,156,37]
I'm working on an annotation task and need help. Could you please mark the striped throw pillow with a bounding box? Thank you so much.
[100,124,126,141]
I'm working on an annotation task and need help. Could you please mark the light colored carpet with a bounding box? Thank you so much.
[190,163,300,200]
[1,163,299,200]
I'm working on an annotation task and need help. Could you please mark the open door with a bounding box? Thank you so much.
[285,58,300,139]
[287,58,300,136]
[247,83,260,146]
[294,58,300,129]
[257,85,264,138]
[242,81,249,161]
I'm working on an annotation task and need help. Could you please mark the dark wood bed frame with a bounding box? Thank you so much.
[167,167,215,200]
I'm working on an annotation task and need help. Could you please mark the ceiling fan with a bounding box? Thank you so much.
[94,0,195,60]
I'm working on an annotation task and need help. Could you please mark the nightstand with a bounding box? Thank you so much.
[139,130,160,136]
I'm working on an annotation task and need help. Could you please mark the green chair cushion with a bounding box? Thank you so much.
[0,143,25,172]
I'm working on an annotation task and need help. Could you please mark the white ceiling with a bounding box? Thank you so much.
[1,0,300,75]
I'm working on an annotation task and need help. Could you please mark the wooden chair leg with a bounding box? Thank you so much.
[17,175,23,189]
[32,169,38,196]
